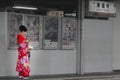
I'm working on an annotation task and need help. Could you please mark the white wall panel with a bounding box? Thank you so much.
[0,12,6,76]
[112,0,120,70]
[82,19,113,73]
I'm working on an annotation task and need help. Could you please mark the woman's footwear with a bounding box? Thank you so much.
[23,77,28,80]
[19,76,23,79]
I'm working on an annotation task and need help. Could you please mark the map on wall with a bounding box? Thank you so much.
[43,17,59,49]
[61,18,77,49]
[8,13,23,49]
[25,15,41,49]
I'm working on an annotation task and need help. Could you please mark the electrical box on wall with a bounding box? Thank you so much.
[47,11,64,17]
[87,0,116,18]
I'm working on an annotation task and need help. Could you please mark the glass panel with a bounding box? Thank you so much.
[43,17,59,49]
[24,15,41,49]
[61,18,77,49]
[8,13,23,49]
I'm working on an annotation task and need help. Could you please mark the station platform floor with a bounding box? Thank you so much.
[1,72,120,80]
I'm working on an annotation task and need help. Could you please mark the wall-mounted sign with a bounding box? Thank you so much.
[87,0,116,17]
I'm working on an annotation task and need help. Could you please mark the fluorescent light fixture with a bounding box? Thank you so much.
[13,6,38,10]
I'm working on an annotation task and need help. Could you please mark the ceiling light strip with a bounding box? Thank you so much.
[13,6,38,10]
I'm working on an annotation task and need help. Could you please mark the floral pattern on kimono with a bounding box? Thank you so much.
[16,34,30,77]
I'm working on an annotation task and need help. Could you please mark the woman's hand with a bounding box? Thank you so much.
[28,45,33,50]
[28,48,32,50]
[26,40,30,43]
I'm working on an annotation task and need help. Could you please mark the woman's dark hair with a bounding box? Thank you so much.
[19,25,28,32]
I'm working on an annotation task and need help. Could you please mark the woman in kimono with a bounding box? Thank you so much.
[16,25,31,79]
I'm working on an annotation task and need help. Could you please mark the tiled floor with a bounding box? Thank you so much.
[64,78,120,80]
[33,78,120,80]
[1,78,120,80]
[1,75,120,80]
[33,76,120,80]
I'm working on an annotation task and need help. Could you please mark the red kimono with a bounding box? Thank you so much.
[16,34,30,77]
